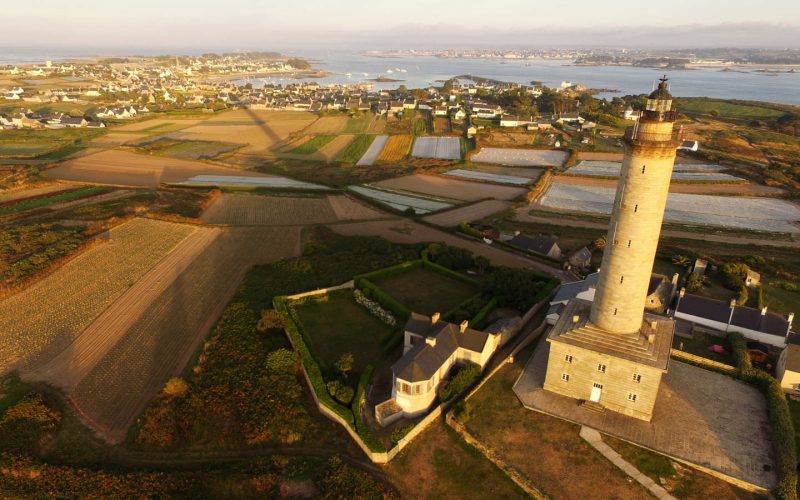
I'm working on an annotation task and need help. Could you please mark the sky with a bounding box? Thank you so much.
[6,0,800,52]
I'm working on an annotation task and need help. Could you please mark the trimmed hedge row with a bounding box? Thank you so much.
[353,260,422,284]
[357,279,412,320]
[352,365,385,453]
[470,298,498,330]
[274,297,355,426]
[442,292,491,324]
[421,259,479,286]
[730,332,797,499]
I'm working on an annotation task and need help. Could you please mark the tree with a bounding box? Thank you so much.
[721,262,750,290]
[162,378,189,398]
[335,353,354,379]
[474,255,490,275]
[593,235,606,250]
[686,272,706,292]
[672,255,691,269]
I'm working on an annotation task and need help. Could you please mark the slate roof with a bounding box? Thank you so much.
[509,234,559,256]
[393,313,489,383]
[677,293,790,338]
[552,272,599,303]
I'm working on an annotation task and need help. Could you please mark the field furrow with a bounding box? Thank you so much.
[0,218,196,373]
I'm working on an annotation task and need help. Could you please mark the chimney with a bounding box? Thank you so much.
[425,337,436,347]
[679,287,685,298]
[761,307,768,316]
[730,298,736,308]
[431,312,440,324]
[650,320,658,330]
[572,315,580,324]
[789,313,795,325]
[648,333,656,344]
[460,320,469,333]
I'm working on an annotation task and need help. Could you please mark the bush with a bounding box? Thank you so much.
[351,365,385,452]
[685,272,705,293]
[326,380,355,406]
[482,266,558,311]
[721,262,750,291]
[266,348,298,374]
[391,424,415,444]
[439,362,481,402]
[730,332,797,499]
[0,393,60,455]
[470,298,498,330]
[425,243,474,270]
[256,309,284,332]
[162,378,189,398]
[443,293,490,324]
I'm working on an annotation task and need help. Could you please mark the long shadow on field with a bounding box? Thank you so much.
[242,107,283,147]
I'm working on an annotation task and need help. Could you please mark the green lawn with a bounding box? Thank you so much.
[672,333,733,365]
[762,283,800,317]
[675,97,784,121]
[0,141,59,157]
[336,134,374,163]
[290,135,336,154]
[294,289,395,376]
[374,266,478,316]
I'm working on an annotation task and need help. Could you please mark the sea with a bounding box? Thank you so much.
[3,49,799,105]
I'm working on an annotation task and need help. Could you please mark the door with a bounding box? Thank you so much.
[590,383,603,403]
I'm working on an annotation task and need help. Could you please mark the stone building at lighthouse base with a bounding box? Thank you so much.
[543,299,674,421]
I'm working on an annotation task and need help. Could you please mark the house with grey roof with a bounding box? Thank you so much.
[777,332,800,394]
[509,233,562,259]
[389,312,499,417]
[673,289,794,348]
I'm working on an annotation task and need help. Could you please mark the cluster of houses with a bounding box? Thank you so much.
[0,109,104,130]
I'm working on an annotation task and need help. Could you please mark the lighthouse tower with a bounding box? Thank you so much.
[542,77,681,421]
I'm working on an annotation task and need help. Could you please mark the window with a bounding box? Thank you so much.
[613,308,618,315]
[641,165,646,174]
[628,393,638,402]
[565,354,573,363]
[597,364,606,373]
[627,240,632,248]
[620,276,624,284]
[561,373,570,382]
[633,374,641,383]
[634,204,638,212]
[401,382,410,394]
[414,384,421,395]
[593,382,603,389]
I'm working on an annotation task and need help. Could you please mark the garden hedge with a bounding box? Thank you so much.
[470,298,498,330]
[421,259,479,286]
[353,260,422,284]
[357,279,411,320]
[274,297,355,426]
[730,332,797,499]
[352,365,385,453]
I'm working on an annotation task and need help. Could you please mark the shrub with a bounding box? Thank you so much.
[326,380,355,406]
[0,393,60,455]
[721,262,750,290]
[452,400,472,421]
[351,365,385,452]
[256,309,284,332]
[266,348,298,374]
[439,362,481,402]
[391,424,415,444]
[482,266,557,311]
[334,353,354,379]
[162,378,189,398]
[470,298,498,330]
[730,332,797,499]
[443,293,490,324]
[685,272,705,292]
[778,281,798,293]
[736,285,749,306]
[425,243,474,270]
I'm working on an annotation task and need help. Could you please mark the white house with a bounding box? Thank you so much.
[673,289,794,348]
[678,140,699,152]
[777,332,800,393]
[389,312,499,417]
[500,114,535,128]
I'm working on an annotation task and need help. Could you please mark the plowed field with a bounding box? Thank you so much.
[201,193,383,225]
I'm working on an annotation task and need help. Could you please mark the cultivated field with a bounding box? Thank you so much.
[134,138,241,160]
[373,174,527,202]
[166,110,316,154]
[422,200,513,226]
[200,193,383,225]
[552,173,785,196]
[88,133,148,146]
[25,226,222,388]
[539,182,800,233]
[348,185,453,214]
[314,134,354,162]
[47,149,270,187]
[377,135,413,162]
[356,135,387,166]
[0,218,195,374]
[567,160,745,182]
[411,137,461,160]
[71,225,303,443]
[177,174,327,190]
[444,169,535,186]
[114,118,204,133]
[472,148,567,167]
[302,115,348,135]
